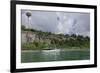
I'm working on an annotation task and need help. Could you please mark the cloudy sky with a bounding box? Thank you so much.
[21,10,90,36]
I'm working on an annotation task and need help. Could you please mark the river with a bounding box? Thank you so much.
[21,49,90,63]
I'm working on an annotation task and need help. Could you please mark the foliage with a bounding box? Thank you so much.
[21,26,90,50]
[21,25,26,30]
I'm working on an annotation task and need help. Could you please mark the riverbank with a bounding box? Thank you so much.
[22,46,90,50]
[21,48,90,52]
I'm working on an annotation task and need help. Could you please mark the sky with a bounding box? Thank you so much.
[21,10,90,36]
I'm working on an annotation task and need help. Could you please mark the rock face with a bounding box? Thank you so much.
[21,31,52,43]
[21,30,67,43]
[21,30,90,50]
[21,31,36,43]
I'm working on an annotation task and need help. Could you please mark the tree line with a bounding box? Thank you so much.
[21,25,90,50]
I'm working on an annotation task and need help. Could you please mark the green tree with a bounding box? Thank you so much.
[21,25,26,30]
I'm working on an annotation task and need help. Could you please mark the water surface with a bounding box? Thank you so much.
[21,49,90,63]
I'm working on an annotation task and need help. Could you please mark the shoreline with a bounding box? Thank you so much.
[21,48,90,52]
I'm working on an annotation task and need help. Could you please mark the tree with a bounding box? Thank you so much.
[21,25,26,30]
[65,34,69,38]
[71,34,76,38]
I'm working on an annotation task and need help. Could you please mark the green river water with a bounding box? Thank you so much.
[21,49,90,63]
